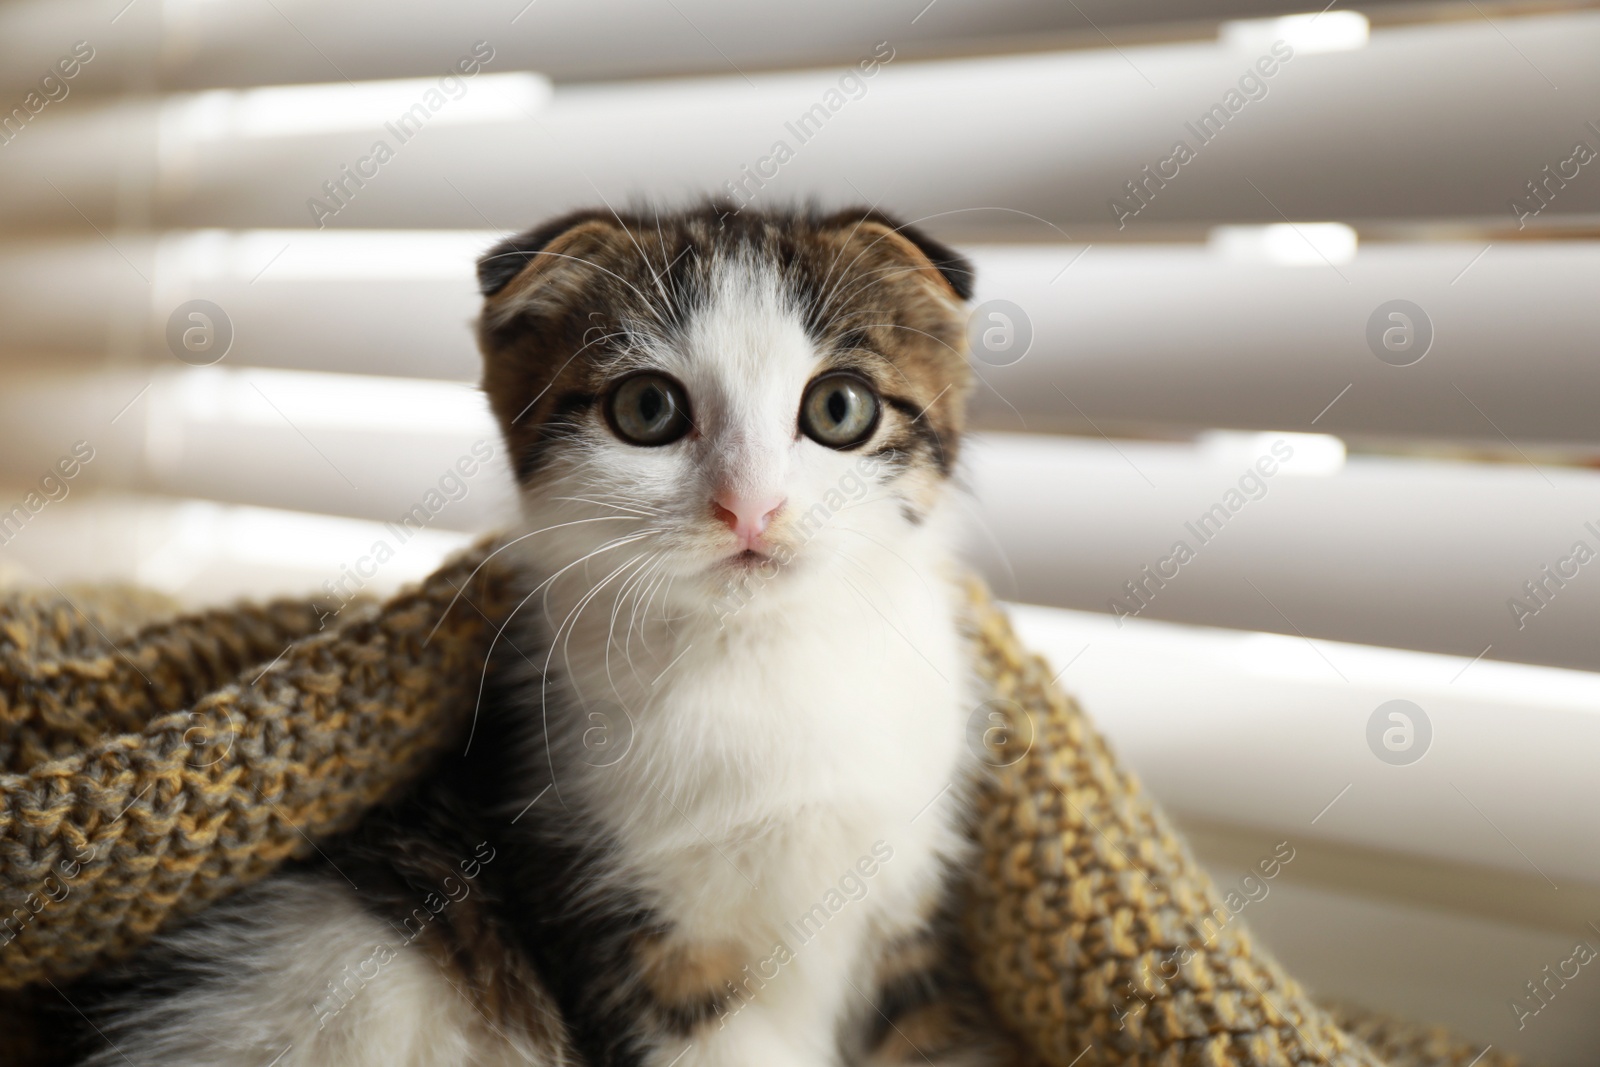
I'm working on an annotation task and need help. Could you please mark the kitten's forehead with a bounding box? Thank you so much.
[674,254,817,392]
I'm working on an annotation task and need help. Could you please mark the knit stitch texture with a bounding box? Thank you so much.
[0,541,1522,1066]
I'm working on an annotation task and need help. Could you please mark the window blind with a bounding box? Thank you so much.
[1,1,1595,1058]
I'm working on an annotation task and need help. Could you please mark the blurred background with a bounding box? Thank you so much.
[1,0,1598,1060]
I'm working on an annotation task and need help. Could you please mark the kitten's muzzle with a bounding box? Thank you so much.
[711,492,785,551]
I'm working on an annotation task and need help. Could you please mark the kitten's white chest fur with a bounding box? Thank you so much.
[543,524,974,1066]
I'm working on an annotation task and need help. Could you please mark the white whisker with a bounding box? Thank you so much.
[461,529,652,786]
[604,553,661,699]
[424,516,644,647]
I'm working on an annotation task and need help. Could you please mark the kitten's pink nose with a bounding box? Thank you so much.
[712,492,785,545]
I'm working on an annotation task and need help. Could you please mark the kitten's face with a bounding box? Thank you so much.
[475,205,974,620]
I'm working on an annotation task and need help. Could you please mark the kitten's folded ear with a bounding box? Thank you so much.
[476,210,625,309]
[820,208,975,302]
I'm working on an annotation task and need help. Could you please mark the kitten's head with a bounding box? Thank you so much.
[474,203,974,622]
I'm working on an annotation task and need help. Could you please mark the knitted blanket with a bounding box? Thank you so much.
[0,539,1518,1067]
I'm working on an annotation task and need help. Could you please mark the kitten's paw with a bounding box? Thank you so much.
[860,1003,1009,1066]
[655,1010,834,1067]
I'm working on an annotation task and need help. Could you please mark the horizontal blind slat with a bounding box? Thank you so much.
[3,236,1595,446]
[3,14,1598,233]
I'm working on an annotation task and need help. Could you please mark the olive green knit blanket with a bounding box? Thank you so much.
[0,540,1517,1067]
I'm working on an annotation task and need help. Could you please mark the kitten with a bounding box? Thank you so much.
[67,204,1004,1067]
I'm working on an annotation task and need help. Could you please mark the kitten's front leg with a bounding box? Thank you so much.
[659,1012,839,1067]
[850,928,1019,1067]
[630,930,839,1067]
[632,930,748,1035]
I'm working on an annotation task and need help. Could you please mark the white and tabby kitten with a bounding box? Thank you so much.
[70,205,1006,1067]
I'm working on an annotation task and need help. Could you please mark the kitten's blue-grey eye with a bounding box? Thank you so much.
[800,374,879,449]
[606,373,691,446]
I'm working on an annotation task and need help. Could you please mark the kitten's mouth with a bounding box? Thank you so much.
[710,542,797,577]
[712,547,777,574]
